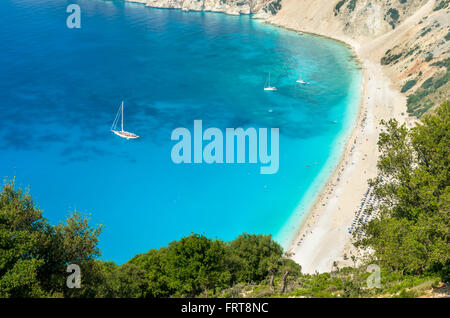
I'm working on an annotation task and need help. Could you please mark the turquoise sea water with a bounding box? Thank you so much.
[0,0,362,263]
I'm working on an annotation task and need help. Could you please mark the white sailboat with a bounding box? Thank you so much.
[264,72,277,91]
[296,72,307,84]
[111,101,139,140]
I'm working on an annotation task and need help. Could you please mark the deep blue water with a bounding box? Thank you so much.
[0,0,362,263]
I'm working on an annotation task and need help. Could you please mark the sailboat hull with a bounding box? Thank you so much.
[264,73,276,91]
[112,130,139,139]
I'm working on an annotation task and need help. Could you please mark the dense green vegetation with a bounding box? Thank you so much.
[0,181,102,297]
[356,101,449,280]
[0,102,448,298]
[401,79,417,93]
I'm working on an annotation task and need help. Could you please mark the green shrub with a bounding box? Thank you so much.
[434,0,449,11]
[431,58,450,71]
[420,27,432,37]
[334,0,347,15]
[393,289,419,298]
[433,71,450,89]
[386,8,400,28]
[401,80,417,93]
[381,53,403,65]
[347,0,357,12]
[421,77,434,89]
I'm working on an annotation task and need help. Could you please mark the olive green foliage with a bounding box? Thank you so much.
[228,233,283,283]
[0,180,102,297]
[356,101,449,279]
[127,233,288,297]
[94,261,147,298]
[401,79,416,93]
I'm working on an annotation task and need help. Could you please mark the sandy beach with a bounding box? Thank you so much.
[265,0,433,273]
[285,57,409,273]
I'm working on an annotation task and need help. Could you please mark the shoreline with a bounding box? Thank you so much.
[267,23,365,252]
[280,52,365,255]
[286,59,367,264]
[267,22,369,258]
[265,19,410,273]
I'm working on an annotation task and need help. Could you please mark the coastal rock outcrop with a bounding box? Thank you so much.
[143,0,281,17]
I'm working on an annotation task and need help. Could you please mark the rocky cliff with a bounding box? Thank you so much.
[133,0,282,18]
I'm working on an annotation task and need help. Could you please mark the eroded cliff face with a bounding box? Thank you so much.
[268,0,449,117]
[139,0,282,18]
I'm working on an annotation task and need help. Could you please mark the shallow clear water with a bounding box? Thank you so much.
[0,0,362,263]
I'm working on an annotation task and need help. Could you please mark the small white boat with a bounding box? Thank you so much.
[264,73,277,91]
[111,101,139,140]
[296,72,307,84]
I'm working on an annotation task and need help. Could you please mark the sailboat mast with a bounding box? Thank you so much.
[121,101,124,132]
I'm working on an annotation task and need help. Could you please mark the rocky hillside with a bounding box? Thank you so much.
[326,0,449,117]
[376,1,449,117]
[268,0,449,118]
[131,0,282,18]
